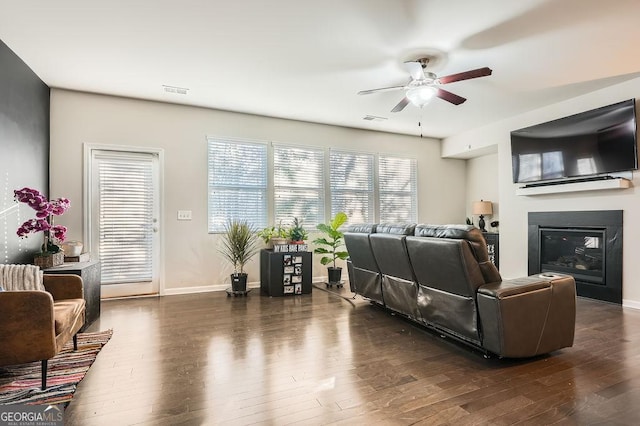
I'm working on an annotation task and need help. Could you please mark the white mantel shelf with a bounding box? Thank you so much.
[515,178,632,196]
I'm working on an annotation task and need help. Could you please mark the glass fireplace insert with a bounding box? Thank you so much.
[539,228,605,285]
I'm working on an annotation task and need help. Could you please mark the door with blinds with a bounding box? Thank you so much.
[88,149,161,298]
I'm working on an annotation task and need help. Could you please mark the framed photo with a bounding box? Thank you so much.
[283,274,291,285]
[283,254,292,265]
[291,275,302,284]
[293,256,303,264]
[294,264,302,275]
[294,283,302,294]
[284,266,294,274]
[284,285,294,294]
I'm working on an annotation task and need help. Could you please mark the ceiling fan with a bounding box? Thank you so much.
[358,57,492,112]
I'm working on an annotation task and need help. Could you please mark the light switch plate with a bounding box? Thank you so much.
[177,210,192,220]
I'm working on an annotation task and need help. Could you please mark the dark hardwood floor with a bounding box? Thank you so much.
[65,286,640,425]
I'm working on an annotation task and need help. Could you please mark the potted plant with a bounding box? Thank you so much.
[219,219,260,292]
[14,187,70,268]
[258,222,288,248]
[288,217,308,244]
[313,212,349,285]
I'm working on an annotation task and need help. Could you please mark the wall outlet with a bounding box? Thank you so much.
[177,210,192,221]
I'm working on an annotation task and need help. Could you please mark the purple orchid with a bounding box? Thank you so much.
[14,188,70,250]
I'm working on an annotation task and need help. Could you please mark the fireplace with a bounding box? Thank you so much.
[529,210,622,304]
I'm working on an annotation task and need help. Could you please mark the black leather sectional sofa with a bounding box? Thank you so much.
[344,223,576,358]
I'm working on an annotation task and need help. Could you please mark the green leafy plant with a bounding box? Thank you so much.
[288,217,308,242]
[219,219,260,274]
[258,222,287,244]
[313,212,349,268]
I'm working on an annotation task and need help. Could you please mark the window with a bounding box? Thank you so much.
[329,150,374,225]
[207,138,419,230]
[207,138,268,232]
[378,155,418,223]
[273,144,324,229]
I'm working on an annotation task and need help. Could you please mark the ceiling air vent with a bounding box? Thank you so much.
[363,115,387,122]
[163,85,189,95]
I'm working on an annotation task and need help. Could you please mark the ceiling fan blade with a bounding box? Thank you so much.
[357,85,406,95]
[404,61,424,81]
[391,97,410,113]
[437,67,492,84]
[435,88,466,105]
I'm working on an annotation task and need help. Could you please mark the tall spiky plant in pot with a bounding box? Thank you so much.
[219,219,260,292]
[313,212,349,285]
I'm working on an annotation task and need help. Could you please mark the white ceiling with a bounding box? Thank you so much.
[2,0,640,139]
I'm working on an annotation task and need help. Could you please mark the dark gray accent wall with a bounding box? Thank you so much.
[0,39,50,264]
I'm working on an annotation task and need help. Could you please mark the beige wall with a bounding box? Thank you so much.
[50,89,466,293]
[444,76,640,307]
[466,154,499,231]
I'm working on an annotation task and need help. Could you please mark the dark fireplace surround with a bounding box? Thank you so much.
[528,210,622,304]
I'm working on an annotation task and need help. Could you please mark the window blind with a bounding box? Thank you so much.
[207,138,268,232]
[378,155,418,223]
[273,145,325,229]
[98,154,154,284]
[330,150,374,225]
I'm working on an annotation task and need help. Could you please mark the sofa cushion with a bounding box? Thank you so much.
[346,223,377,233]
[53,299,86,335]
[414,224,489,262]
[376,223,416,235]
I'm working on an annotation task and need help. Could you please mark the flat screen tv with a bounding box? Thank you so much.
[511,99,638,184]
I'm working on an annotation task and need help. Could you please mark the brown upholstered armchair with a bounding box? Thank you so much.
[0,274,86,389]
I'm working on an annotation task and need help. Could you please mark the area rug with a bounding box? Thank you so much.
[0,329,112,405]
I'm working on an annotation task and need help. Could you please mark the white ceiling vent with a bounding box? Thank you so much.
[163,85,189,95]
[363,115,387,122]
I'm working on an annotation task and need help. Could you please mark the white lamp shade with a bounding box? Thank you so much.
[472,200,493,215]
[406,86,436,108]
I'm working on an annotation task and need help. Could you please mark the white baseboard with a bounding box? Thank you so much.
[622,299,640,310]
[162,281,260,296]
[161,277,337,296]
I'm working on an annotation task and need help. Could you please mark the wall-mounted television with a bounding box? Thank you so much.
[511,99,638,185]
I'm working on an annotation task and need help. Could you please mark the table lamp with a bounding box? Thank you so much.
[472,200,493,232]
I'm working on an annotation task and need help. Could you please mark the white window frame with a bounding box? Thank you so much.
[207,137,268,233]
[205,139,419,230]
[377,154,418,223]
[328,149,375,225]
[273,143,325,230]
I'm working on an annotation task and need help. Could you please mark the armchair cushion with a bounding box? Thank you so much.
[54,299,86,335]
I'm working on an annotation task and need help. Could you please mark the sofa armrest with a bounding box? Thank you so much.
[478,275,552,298]
[0,291,57,366]
[478,261,501,284]
[477,273,576,358]
[43,274,84,300]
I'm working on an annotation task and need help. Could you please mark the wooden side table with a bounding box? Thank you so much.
[43,260,101,330]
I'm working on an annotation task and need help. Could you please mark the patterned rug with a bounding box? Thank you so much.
[0,329,112,405]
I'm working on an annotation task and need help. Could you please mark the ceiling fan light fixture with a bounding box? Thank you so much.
[406,86,436,108]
